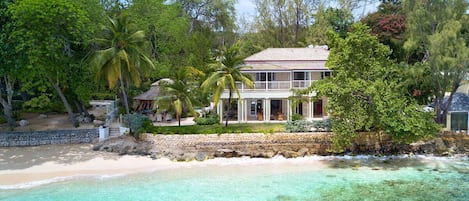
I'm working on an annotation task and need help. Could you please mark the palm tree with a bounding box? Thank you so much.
[89,14,154,114]
[201,41,254,127]
[155,67,203,126]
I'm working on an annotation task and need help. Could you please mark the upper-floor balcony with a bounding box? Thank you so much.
[234,80,314,91]
[228,71,331,92]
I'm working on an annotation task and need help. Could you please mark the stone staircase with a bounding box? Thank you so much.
[108,123,121,138]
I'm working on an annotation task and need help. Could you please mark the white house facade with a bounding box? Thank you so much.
[217,47,331,123]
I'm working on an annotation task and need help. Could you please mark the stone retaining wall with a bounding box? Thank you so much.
[94,132,469,161]
[0,129,99,147]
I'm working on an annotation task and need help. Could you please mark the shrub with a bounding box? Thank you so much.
[285,120,313,132]
[122,113,150,139]
[312,119,331,131]
[0,116,7,124]
[194,113,219,125]
[290,113,304,121]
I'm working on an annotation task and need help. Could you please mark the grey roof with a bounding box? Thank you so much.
[245,47,329,61]
[446,93,469,111]
[429,92,469,111]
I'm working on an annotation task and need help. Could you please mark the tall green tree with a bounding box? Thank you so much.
[201,41,254,127]
[155,67,203,126]
[0,0,19,127]
[252,0,318,48]
[9,0,98,125]
[89,14,155,115]
[403,0,469,124]
[307,23,438,148]
[307,6,354,45]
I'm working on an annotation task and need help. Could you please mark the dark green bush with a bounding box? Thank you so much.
[122,113,150,139]
[0,116,7,124]
[312,119,331,131]
[194,113,219,125]
[285,120,312,132]
[290,113,304,121]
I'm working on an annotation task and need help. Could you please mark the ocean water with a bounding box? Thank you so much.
[1,156,468,201]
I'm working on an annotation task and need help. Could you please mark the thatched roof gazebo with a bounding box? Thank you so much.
[134,79,173,112]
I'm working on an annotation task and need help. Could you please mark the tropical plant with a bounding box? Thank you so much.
[155,66,203,126]
[0,0,17,127]
[201,41,254,127]
[404,0,469,124]
[306,23,439,148]
[9,0,98,125]
[122,113,149,140]
[89,14,155,114]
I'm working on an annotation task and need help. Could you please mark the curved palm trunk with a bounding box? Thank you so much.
[119,77,130,115]
[178,113,181,127]
[225,89,232,127]
[47,76,76,125]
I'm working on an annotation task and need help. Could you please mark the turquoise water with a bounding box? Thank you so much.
[1,156,468,201]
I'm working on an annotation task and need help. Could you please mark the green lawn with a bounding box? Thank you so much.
[144,123,286,135]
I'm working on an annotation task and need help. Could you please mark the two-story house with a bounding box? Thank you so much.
[216,47,331,123]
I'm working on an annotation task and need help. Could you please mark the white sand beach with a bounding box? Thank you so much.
[0,144,331,188]
[0,144,178,187]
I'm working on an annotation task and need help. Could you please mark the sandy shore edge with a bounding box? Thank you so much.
[0,155,176,187]
[0,144,331,188]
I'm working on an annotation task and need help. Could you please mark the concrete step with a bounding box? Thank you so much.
[109,127,120,137]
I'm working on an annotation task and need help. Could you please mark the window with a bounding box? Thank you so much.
[294,72,310,80]
[321,72,332,79]
[294,72,304,80]
[256,72,276,81]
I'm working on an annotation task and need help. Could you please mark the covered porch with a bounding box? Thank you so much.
[217,97,328,123]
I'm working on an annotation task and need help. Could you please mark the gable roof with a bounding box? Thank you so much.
[245,47,329,62]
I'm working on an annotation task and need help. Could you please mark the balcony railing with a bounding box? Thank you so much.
[233,80,314,91]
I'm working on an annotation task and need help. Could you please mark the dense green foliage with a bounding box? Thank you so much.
[9,0,101,125]
[307,23,439,147]
[88,14,155,114]
[403,0,469,124]
[0,0,237,129]
[1,0,467,145]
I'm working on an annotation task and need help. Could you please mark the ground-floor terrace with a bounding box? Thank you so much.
[216,97,328,123]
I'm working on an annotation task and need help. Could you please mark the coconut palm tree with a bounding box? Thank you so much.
[89,14,154,114]
[155,67,203,126]
[201,41,254,127]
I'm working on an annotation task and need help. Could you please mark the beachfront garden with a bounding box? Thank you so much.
[1,0,468,150]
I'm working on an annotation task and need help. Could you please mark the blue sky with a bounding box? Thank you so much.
[235,0,256,17]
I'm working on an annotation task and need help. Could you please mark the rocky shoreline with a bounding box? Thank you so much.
[93,132,469,161]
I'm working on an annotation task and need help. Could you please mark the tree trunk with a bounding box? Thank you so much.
[439,85,459,125]
[47,76,76,125]
[80,100,90,117]
[74,101,83,115]
[0,76,16,127]
[178,113,181,127]
[119,77,130,114]
[225,90,231,127]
